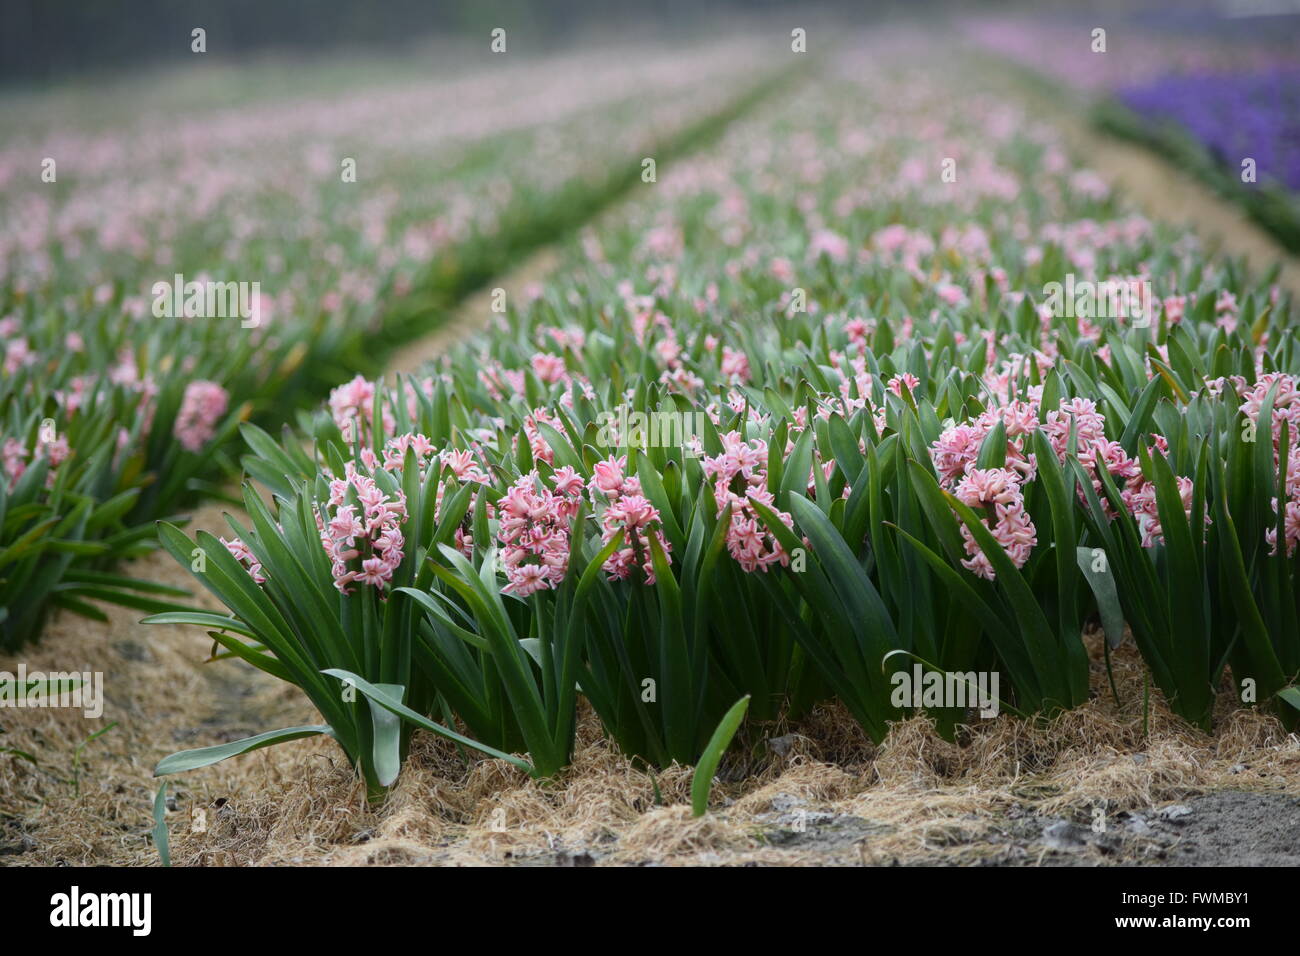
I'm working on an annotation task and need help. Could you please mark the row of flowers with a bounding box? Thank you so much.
[0,42,773,650]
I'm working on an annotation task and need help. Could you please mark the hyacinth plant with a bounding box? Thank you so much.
[308,376,781,769]
[147,415,541,797]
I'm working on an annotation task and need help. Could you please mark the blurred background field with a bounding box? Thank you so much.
[0,16,777,645]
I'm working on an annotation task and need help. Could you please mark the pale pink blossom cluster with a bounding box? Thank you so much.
[220,536,266,585]
[328,375,394,445]
[952,467,1037,579]
[107,349,160,440]
[4,338,34,375]
[1240,372,1300,449]
[930,399,1040,487]
[440,447,490,484]
[660,365,706,396]
[1215,290,1239,333]
[1164,295,1187,324]
[521,407,559,465]
[654,334,683,368]
[2,428,72,491]
[1267,445,1300,557]
[539,325,586,353]
[54,376,95,417]
[870,223,935,271]
[381,432,436,471]
[932,392,1207,556]
[2,437,28,489]
[496,471,582,596]
[827,354,882,427]
[36,428,71,486]
[935,282,967,308]
[629,303,671,346]
[720,345,751,383]
[1055,415,1207,551]
[808,228,850,263]
[1041,397,1143,513]
[479,361,526,403]
[1121,473,1195,549]
[1238,374,1300,556]
[174,380,229,452]
[485,301,757,396]
[843,315,873,347]
[702,432,795,572]
[436,447,493,557]
[530,352,569,385]
[317,462,407,594]
[887,373,920,397]
[931,422,986,484]
[587,455,672,582]
[928,400,1054,578]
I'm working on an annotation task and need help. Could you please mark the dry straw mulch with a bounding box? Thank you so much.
[4,568,1297,867]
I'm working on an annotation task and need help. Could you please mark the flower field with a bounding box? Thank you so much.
[3,15,1300,873]
[0,40,772,648]
[137,40,1300,793]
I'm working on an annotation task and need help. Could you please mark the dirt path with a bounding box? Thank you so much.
[0,500,301,864]
[386,247,560,380]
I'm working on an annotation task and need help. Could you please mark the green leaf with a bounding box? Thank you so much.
[206,629,296,683]
[240,422,307,485]
[154,725,333,776]
[321,669,535,775]
[1119,376,1165,454]
[788,492,898,653]
[142,611,256,638]
[691,695,749,817]
[368,682,405,788]
[636,451,686,554]
[396,587,489,653]
[1077,546,1125,649]
[778,427,814,506]
[153,782,171,867]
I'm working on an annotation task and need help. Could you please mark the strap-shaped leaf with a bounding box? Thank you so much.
[368,682,405,788]
[691,695,749,817]
[155,725,333,776]
[153,782,171,867]
[1076,546,1125,650]
[322,669,534,774]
